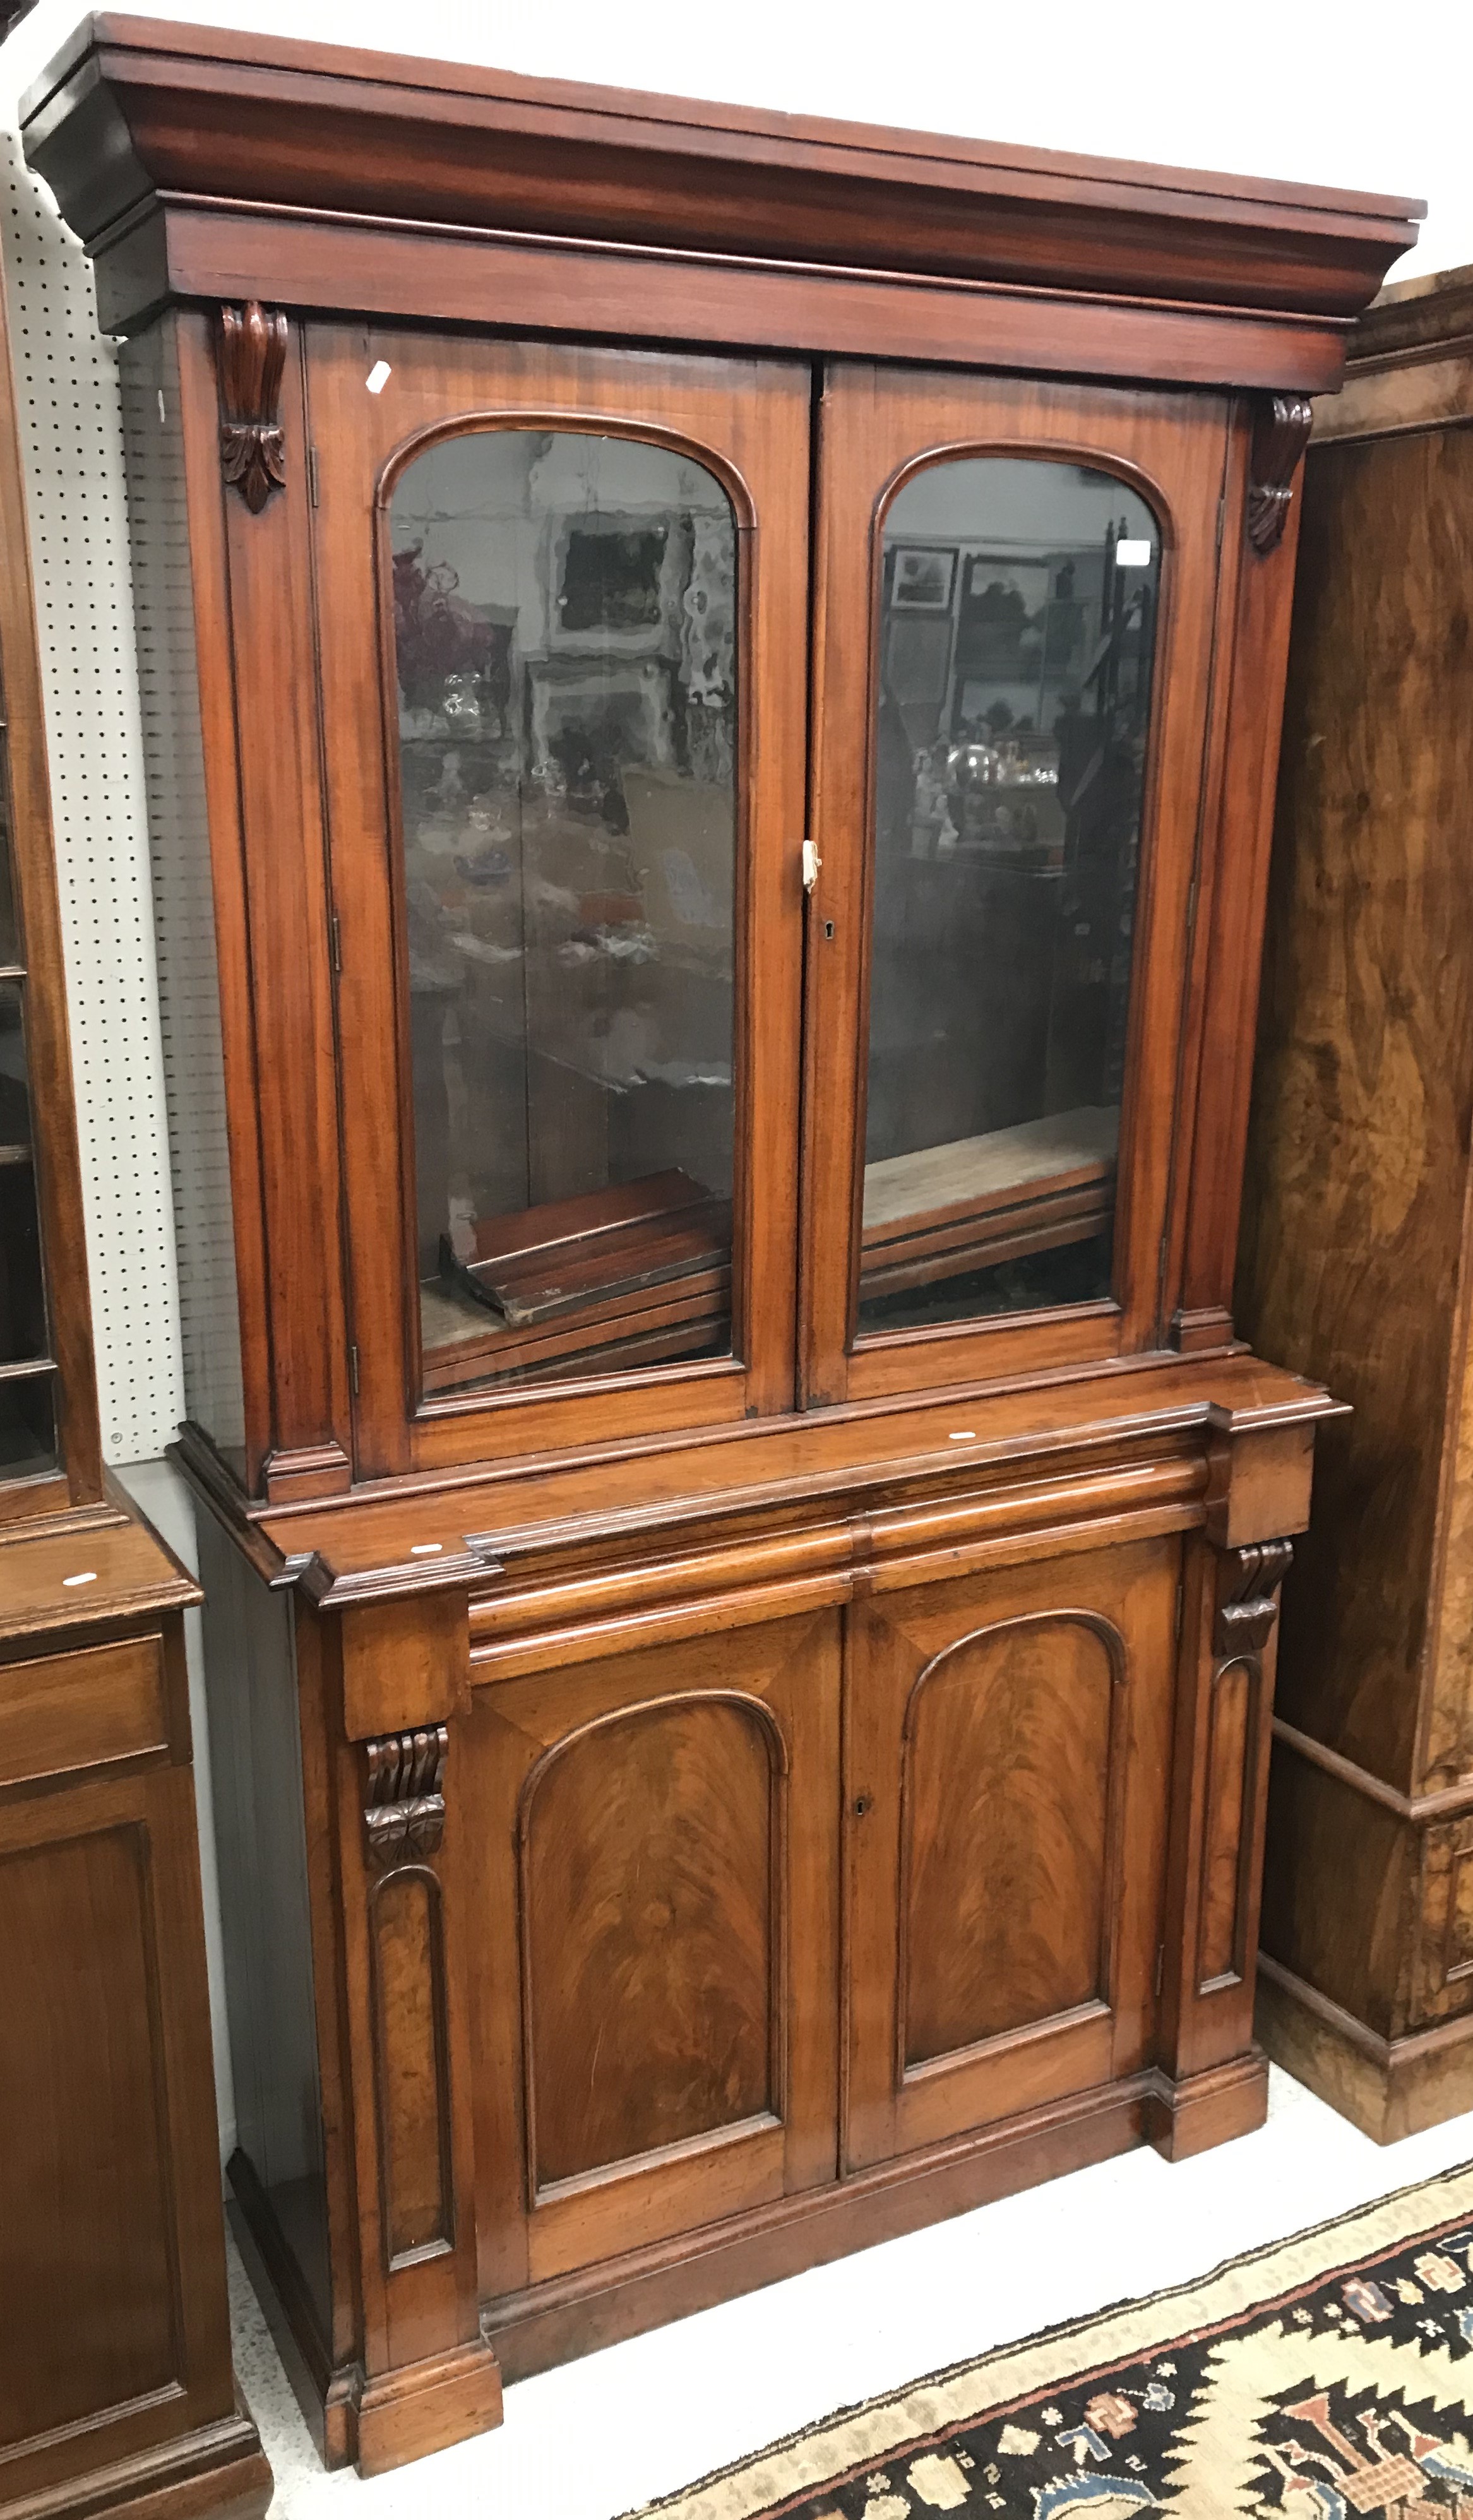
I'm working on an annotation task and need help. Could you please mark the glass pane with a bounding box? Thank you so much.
[0,1369,56,1478]
[0,740,16,968]
[391,430,738,1398]
[859,458,1160,1338]
[0,974,47,1372]
[0,979,31,1155]
[0,1153,45,1364]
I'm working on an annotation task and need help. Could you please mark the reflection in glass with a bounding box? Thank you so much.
[390,431,738,1398]
[859,458,1160,1337]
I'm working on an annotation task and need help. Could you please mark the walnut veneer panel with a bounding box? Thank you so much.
[1242,423,1473,1797]
[1243,281,1473,2137]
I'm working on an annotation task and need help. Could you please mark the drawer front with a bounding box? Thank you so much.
[0,1633,170,1789]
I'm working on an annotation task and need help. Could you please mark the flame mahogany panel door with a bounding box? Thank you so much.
[844,1535,1179,2168]
[801,365,1232,1408]
[304,328,810,1480]
[465,1610,841,2294]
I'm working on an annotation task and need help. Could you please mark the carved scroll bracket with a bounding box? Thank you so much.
[1247,394,1313,554]
[364,1725,448,1871]
[217,301,289,514]
[1213,1540,1293,1667]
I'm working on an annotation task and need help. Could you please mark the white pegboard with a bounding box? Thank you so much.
[0,128,184,1465]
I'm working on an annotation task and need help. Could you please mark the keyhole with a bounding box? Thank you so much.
[853,1794,872,1817]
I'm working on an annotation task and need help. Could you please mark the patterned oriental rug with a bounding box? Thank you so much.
[633,2163,1473,2520]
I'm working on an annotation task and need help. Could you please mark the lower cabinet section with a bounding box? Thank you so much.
[0,1574,270,2520]
[200,1420,1308,2476]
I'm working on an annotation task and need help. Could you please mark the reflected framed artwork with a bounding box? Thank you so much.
[890,545,958,610]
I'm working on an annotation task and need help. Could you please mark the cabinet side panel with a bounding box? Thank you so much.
[196,1508,330,2342]
[1260,1747,1411,2038]
[1427,1198,1473,1788]
[1238,425,1473,1793]
[117,321,246,1477]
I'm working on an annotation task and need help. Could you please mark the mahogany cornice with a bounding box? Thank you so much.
[23,15,1419,352]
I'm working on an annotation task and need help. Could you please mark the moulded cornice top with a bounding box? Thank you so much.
[22,12,1421,325]
[1349,260,1473,364]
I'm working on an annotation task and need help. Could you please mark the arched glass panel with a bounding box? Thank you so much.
[390,431,738,1398]
[859,456,1161,1338]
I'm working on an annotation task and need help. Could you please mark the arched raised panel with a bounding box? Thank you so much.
[519,1692,785,2193]
[900,1611,1126,2070]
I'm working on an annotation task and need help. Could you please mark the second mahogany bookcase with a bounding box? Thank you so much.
[25,13,1417,2476]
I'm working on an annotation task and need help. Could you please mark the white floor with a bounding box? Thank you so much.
[231,2069,1473,2520]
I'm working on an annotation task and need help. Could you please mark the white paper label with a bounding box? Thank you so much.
[1115,538,1152,566]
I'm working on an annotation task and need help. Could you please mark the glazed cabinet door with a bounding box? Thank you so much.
[802,365,1234,1406]
[466,1610,840,2295]
[844,1533,1179,2169]
[304,328,810,1479]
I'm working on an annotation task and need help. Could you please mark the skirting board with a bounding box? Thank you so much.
[0,2409,270,2520]
[228,2052,1267,2474]
[1257,1953,1473,2143]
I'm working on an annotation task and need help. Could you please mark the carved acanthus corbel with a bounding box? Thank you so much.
[364,1725,448,1871]
[1247,395,1313,554]
[217,302,289,514]
[1213,1539,1293,1668]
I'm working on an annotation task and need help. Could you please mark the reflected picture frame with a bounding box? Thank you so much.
[890,545,957,612]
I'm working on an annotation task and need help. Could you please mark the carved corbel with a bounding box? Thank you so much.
[364,1724,448,1871]
[1247,395,1313,553]
[217,301,289,514]
[1213,1539,1293,1671]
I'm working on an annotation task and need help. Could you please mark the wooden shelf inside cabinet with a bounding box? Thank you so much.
[19,9,1415,2475]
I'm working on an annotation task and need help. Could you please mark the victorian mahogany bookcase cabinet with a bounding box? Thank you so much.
[23,13,1418,2476]
[0,227,267,2520]
[1241,265,1473,2142]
